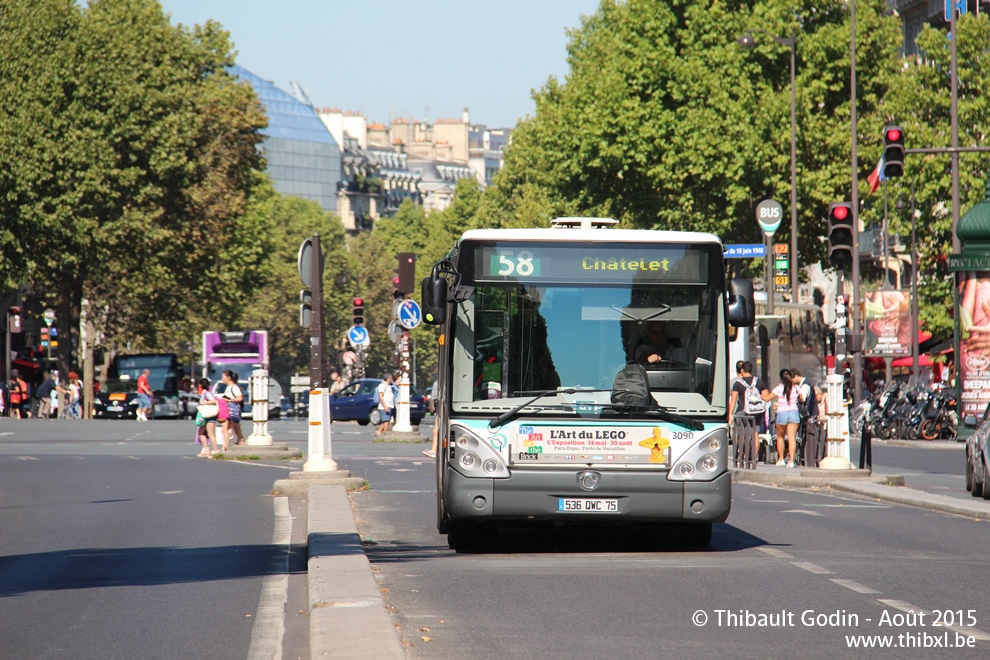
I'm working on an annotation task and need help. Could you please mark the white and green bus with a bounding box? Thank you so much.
[421,219,755,550]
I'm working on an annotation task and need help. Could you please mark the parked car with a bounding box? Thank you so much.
[93,379,145,420]
[329,378,425,426]
[965,402,990,499]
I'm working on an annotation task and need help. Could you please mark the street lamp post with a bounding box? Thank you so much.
[739,28,798,304]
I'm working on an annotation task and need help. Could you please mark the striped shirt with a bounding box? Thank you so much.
[772,383,801,412]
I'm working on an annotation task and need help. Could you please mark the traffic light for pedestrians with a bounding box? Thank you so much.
[352,297,364,326]
[7,307,22,334]
[882,126,905,179]
[393,253,415,299]
[40,326,50,348]
[827,202,854,266]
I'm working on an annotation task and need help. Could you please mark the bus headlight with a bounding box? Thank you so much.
[668,429,728,482]
[449,425,509,478]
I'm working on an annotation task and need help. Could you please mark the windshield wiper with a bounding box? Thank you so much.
[489,389,612,428]
[576,400,705,431]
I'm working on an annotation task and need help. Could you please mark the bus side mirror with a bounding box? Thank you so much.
[727,278,755,327]
[422,275,448,325]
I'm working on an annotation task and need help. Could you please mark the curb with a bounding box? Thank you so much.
[831,481,990,520]
[217,444,303,460]
[731,468,905,488]
[307,486,405,659]
[873,439,963,450]
[273,476,365,496]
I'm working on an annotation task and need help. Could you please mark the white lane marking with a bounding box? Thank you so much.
[247,497,291,660]
[791,562,833,575]
[13,456,39,461]
[0,432,14,437]
[831,579,880,594]
[781,509,823,516]
[877,599,990,641]
[217,460,294,471]
[757,547,796,559]
[159,490,184,495]
[391,468,415,472]
[750,499,789,503]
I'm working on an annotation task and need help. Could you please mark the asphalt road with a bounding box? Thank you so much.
[341,438,989,660]
[0,418,312,660]
[2,416,984,660]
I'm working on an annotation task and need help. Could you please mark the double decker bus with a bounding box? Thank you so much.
[422,220,754,550]
[202,331,282,418]
[108,353,183,418]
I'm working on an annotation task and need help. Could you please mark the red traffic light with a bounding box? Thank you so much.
[832,205,848,220]
[353,297,363,306]
[885,128,901,142]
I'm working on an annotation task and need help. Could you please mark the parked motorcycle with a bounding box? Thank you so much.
[920,389,958,440]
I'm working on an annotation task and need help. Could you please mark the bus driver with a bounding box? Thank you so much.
[635,321,687,367]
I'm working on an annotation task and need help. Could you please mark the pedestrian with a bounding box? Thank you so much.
[136,368,153,421]
[35,371,56,419]
[423,376,440,459]
[68,372,82,419]
[219,370,245,450]
[391,373,400,428]
[767,368,803,468]
[728,360,771,432]
[9,370,27,419]
[195,377,219,457]
[374,374,394,438]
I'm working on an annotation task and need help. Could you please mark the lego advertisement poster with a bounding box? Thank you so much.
[863,288,915,356]
[959,273,990,416]
[512,425,673,465]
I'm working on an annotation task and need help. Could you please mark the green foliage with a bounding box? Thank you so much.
[877,13,990,340]
[236,189,351,385]
[487,0,900,277]
[0,0,268,365]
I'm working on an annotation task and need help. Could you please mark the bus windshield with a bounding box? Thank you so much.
[451,281,724,418]
[111,354,180,395]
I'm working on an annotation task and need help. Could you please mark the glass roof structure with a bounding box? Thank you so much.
[232,65,340,212]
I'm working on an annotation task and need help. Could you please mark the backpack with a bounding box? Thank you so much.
[743,377,765,415]
[372,383,381,406]
[611,362,651,409]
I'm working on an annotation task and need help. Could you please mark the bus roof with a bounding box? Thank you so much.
[459,227,723,246]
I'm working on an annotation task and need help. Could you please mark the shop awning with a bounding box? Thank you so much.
[891,355,934,368]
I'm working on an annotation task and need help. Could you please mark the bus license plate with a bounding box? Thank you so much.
[558,498,618,513]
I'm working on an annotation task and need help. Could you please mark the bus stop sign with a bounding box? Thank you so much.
[756,200,783,237]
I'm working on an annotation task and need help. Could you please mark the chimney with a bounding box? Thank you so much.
[462,107,469,124]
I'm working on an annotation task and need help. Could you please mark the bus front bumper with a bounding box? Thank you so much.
[446,467,731,524]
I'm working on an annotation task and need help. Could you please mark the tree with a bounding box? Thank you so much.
[875,13,990,340]
[485,0,901,278]
[0,0,268,371]
[235,189,352,386]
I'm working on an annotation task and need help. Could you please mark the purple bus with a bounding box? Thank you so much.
[201,331,282,417]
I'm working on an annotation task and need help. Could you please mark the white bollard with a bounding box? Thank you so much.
[246,368,273,445]
[303,388,336,471]
[820,373,853,469]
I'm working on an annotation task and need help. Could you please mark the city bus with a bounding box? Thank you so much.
[202,331,282,418]
[108,353,183,418]
[421,220,754,550]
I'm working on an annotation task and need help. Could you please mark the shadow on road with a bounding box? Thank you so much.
[362,522,769,562]
[0,543,307,597]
